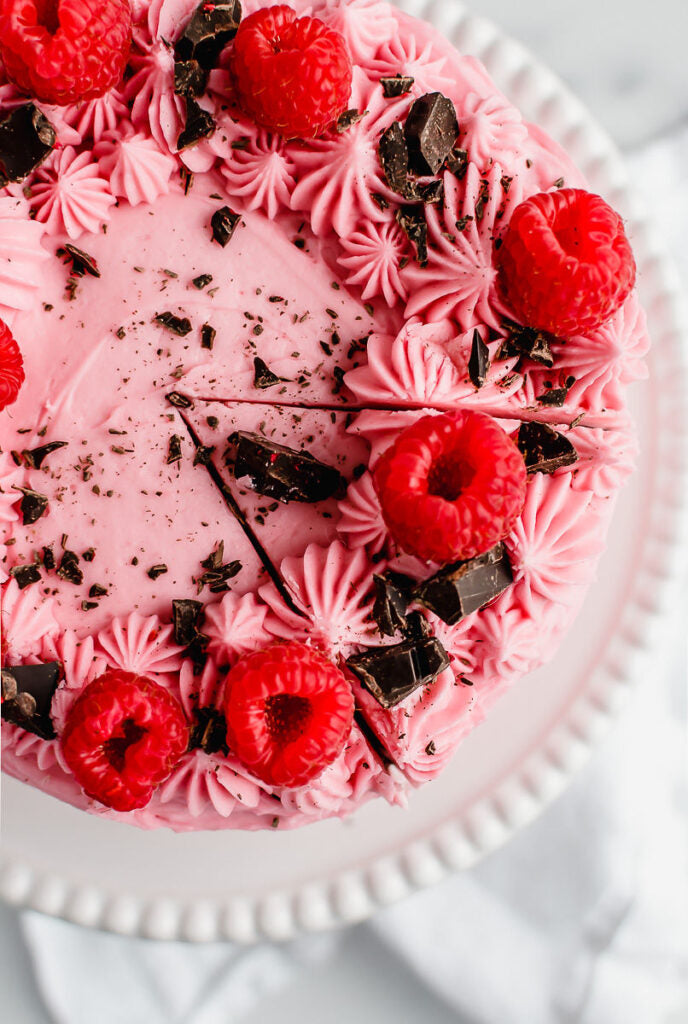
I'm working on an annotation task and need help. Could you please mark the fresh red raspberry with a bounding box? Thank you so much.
[60,670,189,812]
[497,188,636,337]
[230,5,352,139]
[0,0,132,106]
[0,319,25,411]
[374,411,527,564]
[224,641,354,788]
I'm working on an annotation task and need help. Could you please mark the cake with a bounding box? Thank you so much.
[0,0,648,830]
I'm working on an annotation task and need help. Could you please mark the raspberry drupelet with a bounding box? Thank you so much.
[0,319,25,410]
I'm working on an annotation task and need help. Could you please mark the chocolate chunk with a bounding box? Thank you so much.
[166,391,194,409]
[16,486,49,525]
[335,109,364,133]
[253,356,281,389]
[9,563,41,589]
[501,321,555,367]
[58,244,100,278]
[172,598,204,647]
[211,206,240,247]
[404,610,431,640]
[347,636,450,708]
[174,59,208,97]
[404,93,459,176]
[380,75,414,98]
[154,311,192,336]
[42,545,55,571]
[378,121,412,197]
[468,328,490,388]
[82,548,96,562]
[167,434,183,464]
[445,147,468,178]
[177,96,216,150]
[537,386,569,407]
[147,564,168,580]
[17,440,68,470]
[372,571,413,637]
[0,104,56,187]
[1,662,60,740]
[201,323,216,350]
[517,422,578,474]
[413,543,513,625]
[396,205,428,265]
[175,0,241,69]
[193,444,215,467]
[228,431,344,504]
[189,706,228,754]
[57,549,83,585]
[88,583,108,597]
[192,273,213,290]
[415,179,444,205]
[197,541,242,593]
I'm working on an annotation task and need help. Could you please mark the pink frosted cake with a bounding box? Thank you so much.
[0,0,648,830]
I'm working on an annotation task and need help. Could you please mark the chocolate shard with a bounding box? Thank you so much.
[378,121,412,197]
[536,386,569,407]
[347,635,450,709]
[253,356,281,389]
[415,179,444,205]
[172,598,204,647]
[154,311,193,336]
[335,109,364,133]
[9,563,41,589]
[517,422,578,474]
[396,204,428,266]
[227,431,344,504]
[468,328,490,388]
[177,96,216,150]
[404,93,459,176]
[56,549,83,586]
[175,0,242,69]
[1,662,60,739]
[17,440,68,470]
[413,543,513,625]
[166,390,194,409]
[404,610,431,640]
[372,571,413,637]
[15,486,49,525]
[189,706,228,754]
[58,244,100,278]
[211,205,240,247]
[0,104,56,187]
[192,273,213,289]
[174,59,208,98]
[445,146,468,178]
[147,564,168,580]
[380,75,414,98]
[501,320,556,367]
[200,323,216,350]
[167,434,183,464]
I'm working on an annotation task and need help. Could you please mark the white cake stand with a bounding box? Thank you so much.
[1,0,687,942]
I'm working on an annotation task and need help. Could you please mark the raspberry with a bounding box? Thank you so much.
[231,5,352,139]
[0,319,25,411]
[0,0,132,106]
[224,641,354,788]
[60,669,189,812]
[497,188,636,337]
[374,411,527,564]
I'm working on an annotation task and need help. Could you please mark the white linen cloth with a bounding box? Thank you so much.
[14,125,688,1024]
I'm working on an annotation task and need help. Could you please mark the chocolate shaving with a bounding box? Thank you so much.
[228,431,344,504]
[196,541,241,594]
[517,422,578,474]
[380,75,414,98]
[175,0,242,69]
[15,440,68,470]
[154,311,193,336]
[0,104,56,187]
[58,244,100,278]
[253,356,281,389]
[1,662,60,739]
[396,205,428,265]
[347,635,450,709]
[414,543,513,625]
[166,391,194,409]
[56,549,83,585]
[177,96,216,151]
[468,329,490,388]
[167,434,183,464]
[211,206,240,247]
[404,93,459,176]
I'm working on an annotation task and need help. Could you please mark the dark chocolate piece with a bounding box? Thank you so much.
[174,59,208,98]
[58,244,100,278]
[335,109,364,133]
[154,311,193,336]
[89,583,108,598]
[197,541,241,593]
[404,611,431,641]
[253,356,281,389]
[517,422,578,474]
[372,571,413,637]
[177,96,216,151]
[175,0,242,69]
[193,444,215,467]
[200,323,216,350]
[445,146,468,178]
[536,386,569,407]
[413,543,513,625]
[192,273,213,289]
[9,563,41,589]
[16,486,49,525]
[378,121,411,197]
[166,391,194,409]
[189,706,228,754]
[1,662,60,740]
[347,636,450,709]
[167,434,183,464]
[42,545,56,571]
[380,75,414,98]
[228,431,344,504]
[147,564,168,580]
[404,93,459,176]
[0,104,56,187]
[415,179,444,205]
[57,549,83,586]
[396,205,428,266]
[468,328,490,388]
[172,598,204,647]
[501,321,555,367]
[211,206,240,247]
[17,440,68,470]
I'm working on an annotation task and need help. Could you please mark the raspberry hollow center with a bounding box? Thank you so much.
[102,718,146,773]
[427,454,476,502]
[265,693,312,745]
[33,0,61,35]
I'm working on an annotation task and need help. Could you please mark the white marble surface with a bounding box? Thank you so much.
[2,1,687,1022]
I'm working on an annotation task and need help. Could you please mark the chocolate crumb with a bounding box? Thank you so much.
[147,564,168,580]
[192,273,213,290]
[154,311,193,336]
